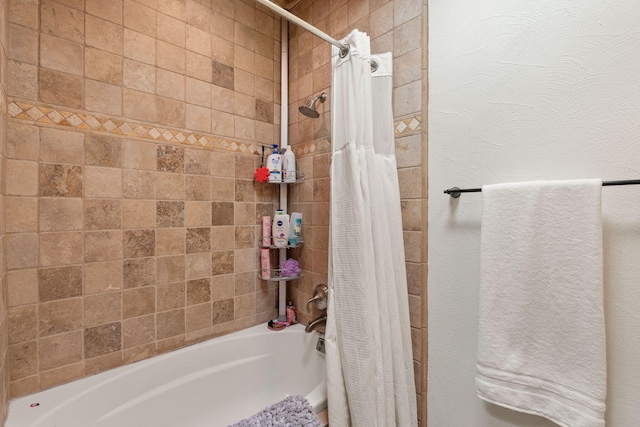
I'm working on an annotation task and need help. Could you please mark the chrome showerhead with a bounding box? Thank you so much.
[299,92,327,118]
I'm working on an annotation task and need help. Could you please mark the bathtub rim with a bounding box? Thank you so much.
[6,322,326,427]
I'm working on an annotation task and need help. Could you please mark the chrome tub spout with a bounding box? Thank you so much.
[305,314,327,333]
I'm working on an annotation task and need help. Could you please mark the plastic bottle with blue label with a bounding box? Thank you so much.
[288,212,302,246]
[267,145,282,182]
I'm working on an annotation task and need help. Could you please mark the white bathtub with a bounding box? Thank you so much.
[6,323,326,427]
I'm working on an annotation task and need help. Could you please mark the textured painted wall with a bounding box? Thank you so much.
[429,1,640,426]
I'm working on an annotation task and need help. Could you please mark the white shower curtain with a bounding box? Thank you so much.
[325,30,417,427]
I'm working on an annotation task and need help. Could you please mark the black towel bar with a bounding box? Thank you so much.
[444,179,640,198]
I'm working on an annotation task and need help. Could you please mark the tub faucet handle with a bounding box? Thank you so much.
[306,284,328,313]
[305,314,327,333]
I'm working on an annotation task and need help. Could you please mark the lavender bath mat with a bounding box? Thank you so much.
[228,395,321,427]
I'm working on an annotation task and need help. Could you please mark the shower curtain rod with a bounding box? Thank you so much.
[444,179,640,198]
[254,0,350,57]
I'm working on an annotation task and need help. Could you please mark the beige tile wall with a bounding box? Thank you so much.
[0,0,9,422]
[285,0,426,425]
[5,0,283,399]
[3,0,428,423]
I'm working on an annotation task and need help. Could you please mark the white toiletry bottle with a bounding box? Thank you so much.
[267,145,282,182]
[272,210,289,247]
[282,146,296,183]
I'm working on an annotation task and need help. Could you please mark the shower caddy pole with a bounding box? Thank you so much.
[255,0,349,321]
[277,19,288,322]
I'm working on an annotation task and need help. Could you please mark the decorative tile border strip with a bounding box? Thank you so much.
[8,100,421,157]
[394,115,422,137]
[8,100,267,156]
[291,138,331,157]
[293,114,422,157]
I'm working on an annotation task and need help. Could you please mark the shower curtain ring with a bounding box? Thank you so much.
[339,43,350,58]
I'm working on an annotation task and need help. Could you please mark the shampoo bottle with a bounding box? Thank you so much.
[267,145,282,182]
[282,147,296,182]
[272,210,289,247]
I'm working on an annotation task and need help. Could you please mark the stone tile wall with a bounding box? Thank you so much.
[5,0,282,399]
[285,0,427,425]
[0,0,9,422]
[2,0,428,423]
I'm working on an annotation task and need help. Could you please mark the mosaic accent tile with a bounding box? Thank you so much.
[8,101,267,155]
[8,100,421,159]
[291,115,421,157]
[290,139,331,157]
[394,115,422,136]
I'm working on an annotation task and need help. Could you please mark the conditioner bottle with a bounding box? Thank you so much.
[282,147,296,182]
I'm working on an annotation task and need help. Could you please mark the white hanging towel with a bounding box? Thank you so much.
[477,179,607,427]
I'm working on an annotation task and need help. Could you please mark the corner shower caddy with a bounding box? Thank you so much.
[258,172,305,282]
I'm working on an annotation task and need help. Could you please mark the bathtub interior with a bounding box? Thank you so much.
[6,324,326,427]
